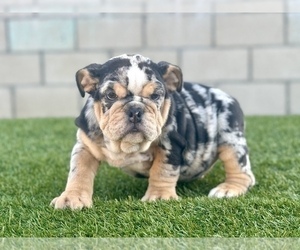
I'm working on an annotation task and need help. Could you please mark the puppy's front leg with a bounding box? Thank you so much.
[142,148,180,201]
[51,142,99,209]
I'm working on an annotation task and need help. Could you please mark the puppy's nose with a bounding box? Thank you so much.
[127,107,143,124]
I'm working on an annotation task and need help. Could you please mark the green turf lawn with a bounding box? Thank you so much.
[0,116,299,237]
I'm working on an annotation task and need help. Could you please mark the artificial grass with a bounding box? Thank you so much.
[0,117,299,237]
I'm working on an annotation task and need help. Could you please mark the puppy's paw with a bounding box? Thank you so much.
[208,182,248,198]
[141,187,179,202]
[50,190,92,210]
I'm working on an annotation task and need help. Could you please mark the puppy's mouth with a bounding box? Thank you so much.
[119,130,150,154]
[109,122,156,154]
[131,127,139,132]
[120,110,147,136]
[102,103,160,153]
[127,123,141,133]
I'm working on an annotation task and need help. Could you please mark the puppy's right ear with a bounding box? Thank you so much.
[75,63,102,97]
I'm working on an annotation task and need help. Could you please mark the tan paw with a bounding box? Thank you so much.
[141,187,179,202]
[50,190,92,210]
[208,182,248,198]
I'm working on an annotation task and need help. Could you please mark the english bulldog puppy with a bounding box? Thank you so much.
[51,54,255,209]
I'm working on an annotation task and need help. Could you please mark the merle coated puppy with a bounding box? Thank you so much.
[51,54,255,209]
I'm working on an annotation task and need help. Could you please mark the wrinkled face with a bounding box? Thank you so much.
[76,54,182,154]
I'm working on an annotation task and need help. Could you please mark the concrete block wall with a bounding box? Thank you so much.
[0,0,300,118]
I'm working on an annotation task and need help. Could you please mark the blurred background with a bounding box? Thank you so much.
[0,0,299,118]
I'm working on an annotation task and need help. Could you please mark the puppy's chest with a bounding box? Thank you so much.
[102,149,152,171]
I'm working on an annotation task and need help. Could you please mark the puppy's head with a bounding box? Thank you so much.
[76,54,182,154]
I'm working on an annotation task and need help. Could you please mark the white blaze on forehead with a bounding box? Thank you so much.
[127,65,148,94]
[127,55,151,94]
[108,54,152,94]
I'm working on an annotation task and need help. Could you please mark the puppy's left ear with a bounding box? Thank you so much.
[157,61,183,92]
[76,63,102,97]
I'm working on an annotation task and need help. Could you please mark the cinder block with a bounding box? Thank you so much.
[45,52,109,84]
[253,48,300,80]
[146,15,211,47]
[112,50,178,65]
[288,0,300,12]
[0,88,12,118]
[290,83,300,114]
[146,0,211,13]
[36,0,99,3]
[9,19,75,51]
[215,1,284,13]
[0,0,33,3]
[216,14,283,46]
[182,49,248,82]
[15,87,79,118]
[218,83,286,115]
[0,55,40,85]
[75,1,143,13]
[8,5,75,13]
[288,1,300,44]
[288,14,300,44]
[78,17,142,49]
[0,21,6,51]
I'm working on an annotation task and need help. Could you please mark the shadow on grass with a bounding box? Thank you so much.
[92,162,225,201]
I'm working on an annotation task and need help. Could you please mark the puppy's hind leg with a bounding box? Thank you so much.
[208,145,255,198]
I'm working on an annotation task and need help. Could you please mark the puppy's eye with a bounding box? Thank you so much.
[150,93,160,101]
[106,91,118,101]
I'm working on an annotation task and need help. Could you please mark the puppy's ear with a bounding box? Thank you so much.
[157,61,183,92]
[76,63,102,97]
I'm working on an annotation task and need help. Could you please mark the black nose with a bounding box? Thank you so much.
[127,107,143,124]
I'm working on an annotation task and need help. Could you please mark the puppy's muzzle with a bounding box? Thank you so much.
[127,106,143,125]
